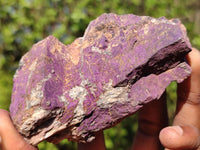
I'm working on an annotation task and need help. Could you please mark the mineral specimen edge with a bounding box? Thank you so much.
[10,13,191,145]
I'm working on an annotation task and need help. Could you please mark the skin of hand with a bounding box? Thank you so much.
[131,47,200,150]
[77,48,200,150]
[0,109,38,150]
[0,48,199,150]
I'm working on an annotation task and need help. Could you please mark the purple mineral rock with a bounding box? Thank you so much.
[10,13,191,145]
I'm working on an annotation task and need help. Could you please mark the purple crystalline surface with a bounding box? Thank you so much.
[10,13,191,145]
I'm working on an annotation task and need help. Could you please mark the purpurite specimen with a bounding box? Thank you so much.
[10,13,192,145]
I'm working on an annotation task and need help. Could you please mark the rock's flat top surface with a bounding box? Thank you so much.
[10,13,191,145]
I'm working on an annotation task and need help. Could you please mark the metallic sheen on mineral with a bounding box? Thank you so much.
[10,13,192,145]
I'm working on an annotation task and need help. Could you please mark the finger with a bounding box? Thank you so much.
[160,125,200,150]
[174,48,200,128]
[0,109,37,150]
[132,93,168,150]
[78,131,106,150]
[159,48,200,150]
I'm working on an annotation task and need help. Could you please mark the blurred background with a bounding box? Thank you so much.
[0,0,199,149]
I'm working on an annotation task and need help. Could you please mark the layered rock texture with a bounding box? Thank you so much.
[10,13,192,145]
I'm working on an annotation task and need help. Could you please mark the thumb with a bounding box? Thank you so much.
[159,125,200,150]
[0,109,37,150]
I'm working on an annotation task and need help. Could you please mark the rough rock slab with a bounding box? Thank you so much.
[10,13,192,145]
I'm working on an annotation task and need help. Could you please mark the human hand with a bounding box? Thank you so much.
[0,49,199,150]
[0,109,38,150]
[78,48,200,150]
[0,109,105,150]
[132,47,200,150]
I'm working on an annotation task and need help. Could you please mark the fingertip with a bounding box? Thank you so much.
[0,109,11,134]
[0,109,37,150]
[187,48,200,73]
[0,109,9,119]
[159,125,200,149]
[159,126,183,148]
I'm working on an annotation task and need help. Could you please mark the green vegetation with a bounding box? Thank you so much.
[0,0,199,149]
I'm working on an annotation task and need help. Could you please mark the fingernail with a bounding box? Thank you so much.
[172,126,183,136]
